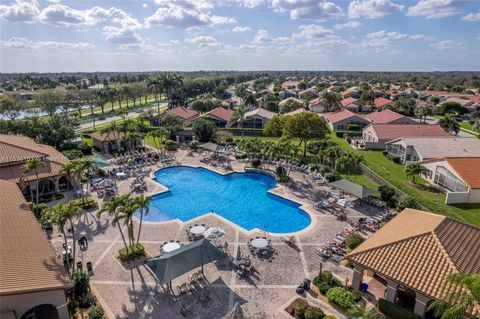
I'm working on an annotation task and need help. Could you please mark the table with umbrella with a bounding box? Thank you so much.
[163,242,181,253]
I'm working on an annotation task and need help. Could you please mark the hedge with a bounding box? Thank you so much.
[118,243,145,262]
[71,197,98,210]
[335,131,363,138]
[378,299,422,319]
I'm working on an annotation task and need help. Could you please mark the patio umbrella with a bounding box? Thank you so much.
[337,198,354,208]
[228,302,244,319]
[203,227,225,241]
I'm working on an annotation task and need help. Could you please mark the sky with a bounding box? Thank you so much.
[0,0,479,73]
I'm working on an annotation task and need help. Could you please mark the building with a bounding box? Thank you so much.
[422,157,480,204]
[340,97,364,112]
[308,97,327,114]
[284,108,310,116]
[442,97,478,112]
[91,131,125,153]
[362,124,451,149]
[278,89,298,100]
[0,180,71,319]
[298,87,319,100]
[347,208,480,318]
[279,97,305,109]
[340,87,360,99]
[199,107,233,128]
[166,107,199,125]
[218,90,232,100]
[242,108,275,129]
[0,134,71,200]
[385,137,480,164]
[373,97,393,109]
[324,108,370,131]
[366,109,416,125]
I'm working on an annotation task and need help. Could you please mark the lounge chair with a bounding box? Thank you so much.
[281,236,296,246]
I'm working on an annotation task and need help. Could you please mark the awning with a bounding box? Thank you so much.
[328,179,375,199]
[145,238,228,284]
[199,142,221,152]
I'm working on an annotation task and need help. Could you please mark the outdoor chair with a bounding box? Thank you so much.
[180,303,191,317]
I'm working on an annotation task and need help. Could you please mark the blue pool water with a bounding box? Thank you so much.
[143,166,311,233]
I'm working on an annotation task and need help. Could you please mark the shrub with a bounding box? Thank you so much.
[77,140,93,155]
[326,287,354,310]
[189,140,199,151]
[118,243,145,262]
[347,124,360,131]
[305,307,325,319]
[251,158,261,168]
[292,298,308,319]
[164,140,178,151]
[382,150,388,156]
[276,166,287,177]
[324,172,340,182]
[351,290,362,302]
[378,299,422,319]
[87,305,105,319]
[71,197,98,210]
[396,195,420,211]
[378,185,397,207]
[72,270,89,300]
[63,149,84,160]
[324,316,337,319]
[345,233,365,250]
[386,154,401,163]
[320,271,333,284]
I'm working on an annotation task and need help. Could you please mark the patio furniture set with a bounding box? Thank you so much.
[248,236,275,260]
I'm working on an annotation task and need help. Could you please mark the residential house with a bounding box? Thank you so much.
[278,89,298,100]
[347,208,480,318]
[308,97,326,114]
[373,97,393,109]
[281,80,300,90]
[385,137,480,164]
[442,97,478,112]
[298,87,319,100]
[366,109,416,124]
[218,90,232,100]
[242,108,276,129]
[279,97,305,109]
[166,107,199,125]
[0,180,71,319]
[340,97,364,112]
[0,134,71,199]
[200,107,233,128]
[362,124,451,149]
[284,108,310,116]
[422,157,480,204]
[340,87,360,99]
[324,108,370,131]
[91,131,126,153]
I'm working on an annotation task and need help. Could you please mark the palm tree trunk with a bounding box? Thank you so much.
[35,171,40,207]
[136,210,144,244]
[69,218,76,274]
[116,219,129,253]
[63,229,71,276]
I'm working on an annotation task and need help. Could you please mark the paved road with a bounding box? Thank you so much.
[77,103,166,131]
[414,116,475,137]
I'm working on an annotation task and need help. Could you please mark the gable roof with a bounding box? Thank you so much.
[366,109,408,124]
[324,108,368,124]
[204,107,233,122]
[0,180,71,295]
[244,108,276,120]
[309,97,324,106]
[347,209,480,313]
[446,157,480,189]
[388,137,480,160]
[285,108,310,116]
[166,107,199,120]
[90,131,125,142]
[373,97,393,108]
[367,124,451,140]
[340,97,360,107]
[279,97,304,106]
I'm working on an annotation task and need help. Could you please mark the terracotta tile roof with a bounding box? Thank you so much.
[285,108,310,116]
[341,88,358,96]
[325,108,367,124]
[90,131,125,142]
[373,97,393,108]
[340,97,359,107]
[204,107,233,122]
[166,107,199,120]
[0,180,71,295]
[244,108,276,120]
[347,209,480,314]
[446,157,480,189]
[368,124,451,140]
[366,109,407,124]
[308,97,323,106]
[0,161,64,184]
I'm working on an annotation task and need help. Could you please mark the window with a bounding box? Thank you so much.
[434,166,469,192]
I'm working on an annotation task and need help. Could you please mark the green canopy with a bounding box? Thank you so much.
[328,179,375,199]
[199,142,220,152]
[145,238,228,285]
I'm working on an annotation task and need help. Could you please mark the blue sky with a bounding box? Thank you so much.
[0,0,479,72]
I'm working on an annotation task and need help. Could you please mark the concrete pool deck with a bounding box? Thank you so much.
[50,149,382,318]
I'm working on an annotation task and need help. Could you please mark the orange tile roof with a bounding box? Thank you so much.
[204,107,233,122]
[340,97,359,107]
[166,107,199,120]
[366,109,406,124]
[446,157,480,189]
[373,97,393,108]
[0,180,71,295]
[325,108,367,124]
[347,209,480,315]
[285,108,310,116]
[369,124,451,140]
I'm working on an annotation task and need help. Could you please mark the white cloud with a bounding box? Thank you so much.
[462,12,480,22]
[361,30,430,48]
[297,24,333,39]
[232,26,252,32]
[0,36,93,49]
[103,27,142,44]
[270,0,343,20]
[348,0,404,19]
[252,29,294,44]
[407,0,469,19]
[142,3,149,8]
[334,20,361,29]
[0,0,40,23]
[430,40,467,50]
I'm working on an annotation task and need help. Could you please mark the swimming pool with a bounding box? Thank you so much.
[142,166,311,233]
[89,155,110,168]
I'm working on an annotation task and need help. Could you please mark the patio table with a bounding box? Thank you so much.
[163,242,181,253]
[190,225,207,235]
[251,238,269,249]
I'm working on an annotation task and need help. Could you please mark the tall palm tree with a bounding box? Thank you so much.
[235,84,247,105]
[405,162,428,184]
[21,158,46,207]
[74,158,97,203]
[160,73,183,108]
[133,195,152,244]
[60,161,79,193]
[232,106,248,137]
[347,304,383,319]
[439,114,460,135]
[115,200,137,248]
[98,195,130,252]
[244,93,258,110]
[146,128,167,150]
[147,75,163,114]
[320,91,341,112]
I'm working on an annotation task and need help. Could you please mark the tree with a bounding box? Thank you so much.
[320,91,341,112]
[414,105,431,123]
[439,114,460,135]
[283,112,328,156]
[347,304,383,319]
[279,98,304,114]
[360,89,375,109]
[232,106,248,137]
[244,93,258,110]
[21,158,46,207]
[147,128,167,150]
[234,84,247,104]
[260,94,279,112]
[428,273,480,319]
[405,162,428,184]
[263,115,287,137]
[33,90,63,117]
[133,195,151,244]
[193,118,217,142]
[438,101,468,115]
[0,95,24,121]
[147,75,163,114]
[98,195,131,253]
[378,185,396,206]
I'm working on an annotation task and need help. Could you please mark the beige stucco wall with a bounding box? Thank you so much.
[0,289,69,319]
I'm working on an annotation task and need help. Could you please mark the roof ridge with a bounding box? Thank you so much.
[0,140,48,158]
[430,227,459,273]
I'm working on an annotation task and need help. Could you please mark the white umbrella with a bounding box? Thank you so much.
[337,198,354,208]
[203,227,225,241]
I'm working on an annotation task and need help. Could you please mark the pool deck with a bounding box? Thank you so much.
[50,149,382,319]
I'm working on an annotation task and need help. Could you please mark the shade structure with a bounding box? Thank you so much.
[145,238,228,285]
[203,227,225,241]
[329,179,375,199]
[199,142,220,152]
[337,198,354,208]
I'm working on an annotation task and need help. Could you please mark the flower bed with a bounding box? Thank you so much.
[285,298,329,319]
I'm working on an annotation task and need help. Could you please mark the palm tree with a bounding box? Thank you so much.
[115,199,137,248]
[60,161,79,193]
[160,73,183,108]
[147,75,163,114]
[98,195,130,252]
[74,158,97,203]
[235,84,247,105]
[244,93,258,110]
[147,128,167,149]
[405,162,428,184]
[232,106,248,137]
[133,195,152,244]
[428,273,480,319]
[320,91,341,112]
[21,158,46,207]
[439,114,460,135]
[347,304,383,319]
